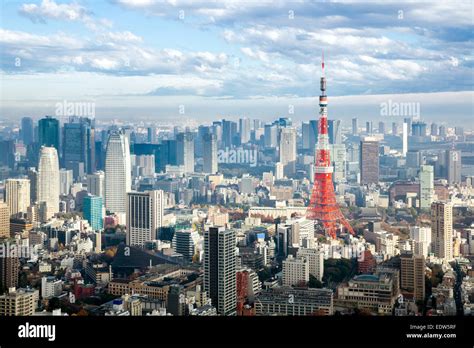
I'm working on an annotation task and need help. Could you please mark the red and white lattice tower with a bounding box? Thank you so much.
[306,53,355,239]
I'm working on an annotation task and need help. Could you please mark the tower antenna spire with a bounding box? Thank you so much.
[322,49,325,75]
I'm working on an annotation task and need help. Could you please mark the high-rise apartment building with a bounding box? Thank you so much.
[296,248,324,281]
[400,252,425,302]
[59,169,73,196]
[431,202,453,261]
[4,179,30,217]
[83,195,104,231]
[419,165,434,209]
[203,226,236,316]
[360,138,379,185]
[0,203,10,238]
[0,288,38,316]
[87,171,105,198]
[282,255,309,286]
[126,190,164,247]
[279,127,296,177]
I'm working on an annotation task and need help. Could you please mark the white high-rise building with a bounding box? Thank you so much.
[297,248,324,281]
[279,128,297,177]
[126,190,164,247]
[105,131,131,214]
[239,117,251,144]
[410,226,432,257]
[402,122,408,156]
[87,171,105,198]
[5,178,30,217]
[59,169,73,196]
[37,147,60,219]
[431,202,453,261]
[203,133,218,174]
[282,255,309,286]
[419,165,434,209]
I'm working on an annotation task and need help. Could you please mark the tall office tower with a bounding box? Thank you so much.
[279,127,297,177]
[202,133,218,174]
[27,168,37,205]
[431,202,453,261]
[400,252,425,302]
[203,226,236,316]
[87,171,105,198]
[406,150,422,168]
[352,117,358,135]
[5,179,30,217]
[222,119,237,149]
[38,116,60,151]
[302,122,311,150]
[212,121,223,145]
[309,120,319,155]
[392,122,398,135]
[330,144,346,183]
[63,117,95,176]
[419,165,434,209]
[378,121,385,134]
[439,125,447,138]
[264,123,278,149]
[282,255,309,286]
[360,138,379,185]
[196,125,210,154]
[328,119,342,144]
[0,140,15,169]
[412,121,427,136]
[297,248,324,281]
[104,131,131,214]
[147,126,157,143]
[37,147,60,219]
[21,117,34,146]
[239,117,251,144]
[126,190,164,247]
[59,169,73,196]
[83,195,103,231]
[366,121,373,135]
[0,256,19,292]
[0,202,10,238]
[404,117,412,135]
[307,58,354,239]
[176,132,194,173]
[402,122,408,156]
[446,149,461,184]
[431,123,438,136]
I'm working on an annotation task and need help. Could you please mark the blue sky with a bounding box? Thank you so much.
[0,0,473,124]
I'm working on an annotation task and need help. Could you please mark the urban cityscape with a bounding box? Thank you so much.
[0,1,473,344]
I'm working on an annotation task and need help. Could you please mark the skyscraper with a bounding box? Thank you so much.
[38,116,60,151]
[392,122,398,135]
[279,127,296,177]
[63,117,95,175]
[83,195,104,231]
[203,226,236,316]
[5,179,30,218]
[21,117,34,146]
[239,117,251,144]
[59,169,73,196]
[378,121,385,134]
[400,252,425,302]
[264,123,278,149]
[126,190,164,247]
[176,132,194,173]
[431,202,453,261]
[419,165,434,209]
[366,121,373,135]
[87,171,105,198]
[222,120,237,149]
[360,138,379,185]
[105,131,131,214]
[402,122,408,156]
[202,133,218,174]
[0,202,10,238]
[37,147,60,219]
[328,119,342,144]
[446,149,461,184]
[352,117,358,135]
[0,256,19,292]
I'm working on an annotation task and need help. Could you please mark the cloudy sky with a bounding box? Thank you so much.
[0,0,472,125]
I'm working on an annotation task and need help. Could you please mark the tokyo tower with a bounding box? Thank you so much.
[306,53,355,239]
